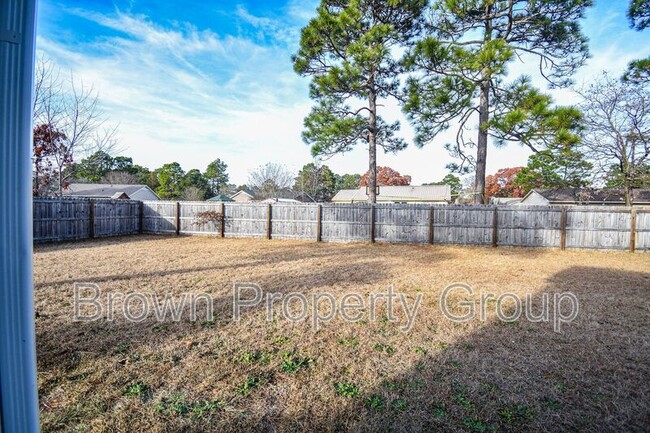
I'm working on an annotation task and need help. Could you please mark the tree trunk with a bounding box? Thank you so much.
[474,80,490,204]
[367,80,377,204]
[624,171,632,207]
[58,166,63,197]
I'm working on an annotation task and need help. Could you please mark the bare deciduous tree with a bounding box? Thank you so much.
[577,73,650,206]
[248,163,294,199]
[33,56,119,196]
[101,171,139,185]
[181,186,207,201]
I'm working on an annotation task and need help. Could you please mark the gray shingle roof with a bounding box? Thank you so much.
[332,185,451,202]
[64,183,147,198]
[534,188,650,204]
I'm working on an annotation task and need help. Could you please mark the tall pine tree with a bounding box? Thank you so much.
[293,0,426,203]
[403,0,591,203]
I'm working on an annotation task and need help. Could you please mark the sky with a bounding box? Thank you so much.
[36,0,650,185]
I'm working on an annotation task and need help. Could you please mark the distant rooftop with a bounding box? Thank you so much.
[332,185,451,203]
[64,183,150,198]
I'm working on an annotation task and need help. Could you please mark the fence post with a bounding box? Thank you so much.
[175,202,181,236]
[138,201,144,234]
[630,208,637,253]
[491,207,498,248]
[220,202,225,238]
[560,207,567,251]
[267,203,272,240]
[316,204,322,242]
[370,204,376,243]
[88,199,95,239]
[428,206,434,244]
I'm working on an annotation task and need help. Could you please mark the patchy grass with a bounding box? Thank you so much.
[34,235,650,432]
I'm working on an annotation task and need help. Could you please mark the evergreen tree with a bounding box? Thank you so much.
[293,0,426,202]
[403,0,591,203]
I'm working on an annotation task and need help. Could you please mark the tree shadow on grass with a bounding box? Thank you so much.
[220,266,650,433]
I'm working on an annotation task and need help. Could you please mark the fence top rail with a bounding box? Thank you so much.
[34,197,140,204]
[139,201,650,211]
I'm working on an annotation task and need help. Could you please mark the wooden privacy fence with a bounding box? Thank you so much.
[34,198,140,242]
[34,198,650,251]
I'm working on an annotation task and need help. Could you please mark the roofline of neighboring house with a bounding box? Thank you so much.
[64,184,160,200]
[230,190,255,199]
[520,189,650,205]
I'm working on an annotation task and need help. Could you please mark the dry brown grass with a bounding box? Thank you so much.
[34,235,650,432]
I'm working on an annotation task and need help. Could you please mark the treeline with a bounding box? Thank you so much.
[63,154,371,201]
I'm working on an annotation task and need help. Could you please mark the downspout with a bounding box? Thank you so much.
[0,0,40,432]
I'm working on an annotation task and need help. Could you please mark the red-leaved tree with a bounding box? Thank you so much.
[359,166,411,187]
[485,167,525,199]
[33,123,71,197]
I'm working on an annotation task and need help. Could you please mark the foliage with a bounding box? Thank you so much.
[293,0,426,202]
[293,163,338,201]
[337,173,362,190]
[359,166,411,186]
[155,162,186,199]
[182,169,210,200]
[629,0,650,30]
[403,0,592,202]
[204,159,229,195]
[624,0,650,83]
[514,143,592,193]
[485,167,525,199]
[334,381,360,398]
[604,164,650,189]
[74,151,114,182]
[194,210,224,227]
[577,73,650,205]
[33,123,70,196]
[428,173,462,195]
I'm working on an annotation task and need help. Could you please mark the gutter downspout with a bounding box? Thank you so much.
[0,0,40,432]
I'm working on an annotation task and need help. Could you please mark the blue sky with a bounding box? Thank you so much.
[36,0,650,185]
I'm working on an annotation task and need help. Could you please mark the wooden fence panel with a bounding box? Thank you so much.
[497,206,562,247]
[566,207,632,250]
[270,204,318,240]
[375,204,429,243]
[93,200,140,237]
[224,203,267,238]
[321,204,372,242]
[33,198,90,242]
[433,206,494,245]
[177,201,223,236]
[142,201,176,234]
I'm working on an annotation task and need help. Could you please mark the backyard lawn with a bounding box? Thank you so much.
[34,236,650,432]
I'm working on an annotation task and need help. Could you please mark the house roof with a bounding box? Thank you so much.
[207,194,234,202]
[64,183,155,199]
[331,185,451,202]
[230,190,255,199]
[524,188,650,204]
[260,198,301,204]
